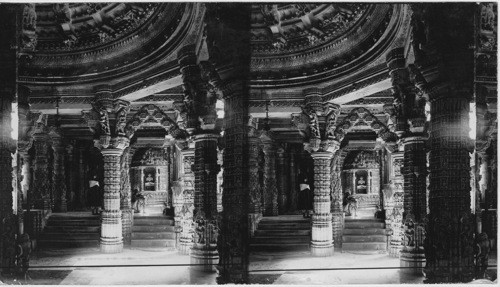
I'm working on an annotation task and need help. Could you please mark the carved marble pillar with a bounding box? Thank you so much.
[77,147,87,209]
[387,151,404,257]
[0,88,16,274]
[100,147,125,253]
[410,4,476,283]
[387,47,428,272]
[261,137,278,216]
[0,6,18,271]
[49,129,67,212]
[425,95,474,282]
[191,133,220,271]
[32,132,50,211]
[288,147,298,212]
[178,146,195,255]
[276,147,288,214]
[400,136,427,273]
[120,146,133,246]
[218,80,250,283]
[331,151,343,249]
[94,94,130,254]
[248,134,262,236]
[310,151,334,256]
[65,144,75,210]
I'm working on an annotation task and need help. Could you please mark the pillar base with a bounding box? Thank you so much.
[190,247,219,272]
[400,250,425,274]
[311,244,334,257]
[100,241,123,253]
[179,240,193,255]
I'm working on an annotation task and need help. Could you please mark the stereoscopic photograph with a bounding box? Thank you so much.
[0,2,497,285]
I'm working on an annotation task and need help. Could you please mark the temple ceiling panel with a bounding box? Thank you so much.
[20,3,205,105]
[249,4,411,90]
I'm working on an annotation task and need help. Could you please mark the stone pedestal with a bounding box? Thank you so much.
[100,148,124,253]
[310,152,334,257]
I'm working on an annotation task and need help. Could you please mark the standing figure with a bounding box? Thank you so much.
[298,177,313,218]
[88,175,101,215]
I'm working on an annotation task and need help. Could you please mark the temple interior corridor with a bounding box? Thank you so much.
[0,2,497,285]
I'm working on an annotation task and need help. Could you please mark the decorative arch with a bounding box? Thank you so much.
[334,107,397,143]
[125,104,185,139]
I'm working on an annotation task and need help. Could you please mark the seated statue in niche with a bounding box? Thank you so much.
[144,173,155,190]
[357,176,367,191]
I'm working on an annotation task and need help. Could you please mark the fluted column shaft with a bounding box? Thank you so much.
[310,152,334,256]
[262,142,278,216]
[100,148,124,253]
[191,133,220,271]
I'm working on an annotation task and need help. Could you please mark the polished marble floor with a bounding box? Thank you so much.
[0,247,496,285]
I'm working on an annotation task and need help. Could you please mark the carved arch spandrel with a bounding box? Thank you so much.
[334,107,398,143]
[125,104,186,139]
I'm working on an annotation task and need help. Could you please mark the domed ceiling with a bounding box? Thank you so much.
[20,3,190,84]
[249,3,399,87]
[251,4,367,54]
[35,3,160,51]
